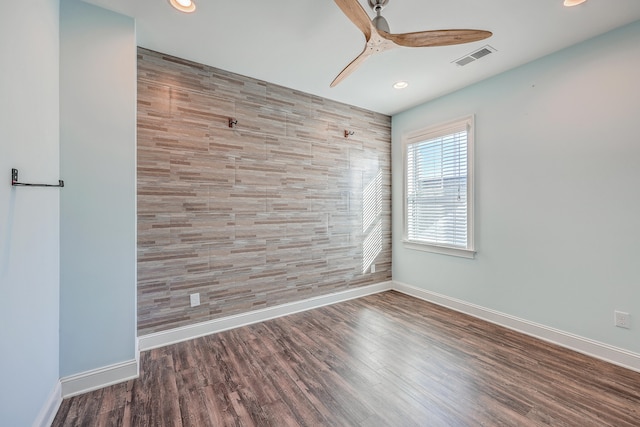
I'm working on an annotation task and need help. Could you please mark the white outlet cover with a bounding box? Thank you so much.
[614,311,630,329]
[371,264,376,273]
[190,293,200,307]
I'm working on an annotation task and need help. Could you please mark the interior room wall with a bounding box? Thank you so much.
[59,0,137,377]
[137,48,392,335]
[0,0,61,425]
[392,21,640,354]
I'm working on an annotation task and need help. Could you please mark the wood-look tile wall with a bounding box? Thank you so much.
[137,48,391,335]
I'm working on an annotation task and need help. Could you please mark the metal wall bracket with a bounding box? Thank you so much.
[11,168,64,188]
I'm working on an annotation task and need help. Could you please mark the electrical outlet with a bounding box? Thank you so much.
[190,293,200,308]
[370,264,376,273]
[614,310,630,329]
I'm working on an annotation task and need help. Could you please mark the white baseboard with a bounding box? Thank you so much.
[139,281,393,351]
[55,279,640,404]
[60,358,139,398]
[33,380,61,427]
[392,280,640,373]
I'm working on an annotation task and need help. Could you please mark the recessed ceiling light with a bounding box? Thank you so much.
[564,0,587,6]
[393,81,409,90]
[169,0,196,13]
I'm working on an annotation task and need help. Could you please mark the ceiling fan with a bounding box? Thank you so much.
[331,0,493,87]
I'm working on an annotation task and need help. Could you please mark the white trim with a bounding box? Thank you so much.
[33,381,61,427]
[139,281,393,351]
[404,115,471,143]
[392,280,640,373]
[60,358,139,398]
[56,280,640,403]
[403,240,476,259]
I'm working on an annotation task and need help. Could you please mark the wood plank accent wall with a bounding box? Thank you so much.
[137,48,391,335]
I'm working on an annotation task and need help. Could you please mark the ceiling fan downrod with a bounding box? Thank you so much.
[368,0,389,11]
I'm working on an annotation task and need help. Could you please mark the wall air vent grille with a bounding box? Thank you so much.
[453,45,496,67]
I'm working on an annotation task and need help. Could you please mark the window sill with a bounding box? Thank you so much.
[403,240,476,259]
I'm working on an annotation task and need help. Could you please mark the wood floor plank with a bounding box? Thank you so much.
[52,291,640,426]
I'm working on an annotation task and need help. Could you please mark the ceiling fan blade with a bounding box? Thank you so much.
[330,48,373,87]
[334,0,373,40]
[380,29,492,48]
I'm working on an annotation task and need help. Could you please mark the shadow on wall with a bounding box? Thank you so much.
[363,169,383,274]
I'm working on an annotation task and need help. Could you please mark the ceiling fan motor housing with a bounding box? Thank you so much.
[372,15,390,32]
[368,0,390,32]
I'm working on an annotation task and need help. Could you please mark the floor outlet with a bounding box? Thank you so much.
[614,310,630,329]
[190,293,200,308]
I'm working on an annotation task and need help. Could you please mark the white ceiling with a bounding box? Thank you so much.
[82,0,640,115]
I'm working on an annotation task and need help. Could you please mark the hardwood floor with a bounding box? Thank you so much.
[53,291,640,426]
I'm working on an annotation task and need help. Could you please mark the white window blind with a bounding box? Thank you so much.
[404,117,474,257]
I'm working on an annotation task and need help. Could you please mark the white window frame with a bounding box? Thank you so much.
[403,115,475,259]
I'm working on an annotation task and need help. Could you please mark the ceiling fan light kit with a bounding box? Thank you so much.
[331,0,492,87]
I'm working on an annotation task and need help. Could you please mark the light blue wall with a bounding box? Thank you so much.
[0,0,61,425]
[60,0,137,376]
[392,21,640,353]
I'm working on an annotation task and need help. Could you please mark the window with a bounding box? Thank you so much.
[403,115,475,258]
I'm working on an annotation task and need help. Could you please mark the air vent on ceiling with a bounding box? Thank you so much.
[453,45,496,67]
